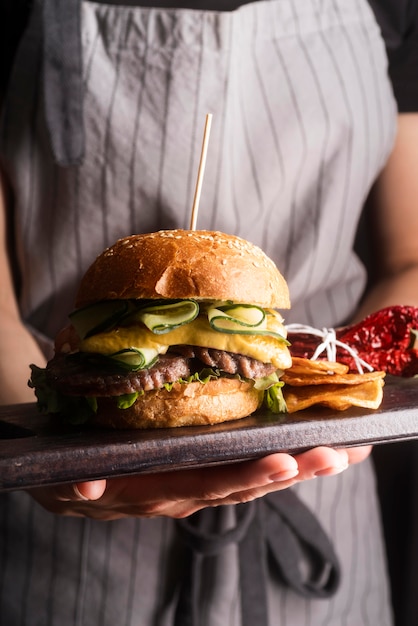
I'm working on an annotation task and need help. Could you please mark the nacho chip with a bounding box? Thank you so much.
[288,357,349,376]
[284,378,385,413]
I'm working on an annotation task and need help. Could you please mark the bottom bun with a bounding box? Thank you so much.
[93,378,263,429]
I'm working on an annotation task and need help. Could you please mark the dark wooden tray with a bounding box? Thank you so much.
[0,377,417,492]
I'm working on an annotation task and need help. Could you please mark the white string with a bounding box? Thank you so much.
[285,323,374,375]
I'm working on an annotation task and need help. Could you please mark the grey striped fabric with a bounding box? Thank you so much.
[0,0,396,624]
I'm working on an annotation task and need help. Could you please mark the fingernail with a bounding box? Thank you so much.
[314,463,349,478]
[269,468,299,482]
[73,485,90,501]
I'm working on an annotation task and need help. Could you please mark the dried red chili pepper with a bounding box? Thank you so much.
[287,305,418,377]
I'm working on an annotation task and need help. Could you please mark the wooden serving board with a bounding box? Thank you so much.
[0,377,417,492]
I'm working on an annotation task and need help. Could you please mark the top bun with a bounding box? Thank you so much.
[75,230,290,309]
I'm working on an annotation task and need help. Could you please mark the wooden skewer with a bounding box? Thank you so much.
[189,113,213,231]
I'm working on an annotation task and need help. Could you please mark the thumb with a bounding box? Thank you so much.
[56,479,107,502]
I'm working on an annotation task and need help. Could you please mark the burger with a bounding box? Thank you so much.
[29,230,292,428]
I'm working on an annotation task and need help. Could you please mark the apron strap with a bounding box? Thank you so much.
[174,503,256,626]
[261,490,341,598]
[42,0,85,166]
[175,489,341,626]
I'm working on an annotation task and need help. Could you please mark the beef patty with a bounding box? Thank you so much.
[45,347,276,396]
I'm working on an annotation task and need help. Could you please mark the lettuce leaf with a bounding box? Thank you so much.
[116,392,139,409]
[29,365,95,424]
[264,383,287,414]
[254,372,287,414]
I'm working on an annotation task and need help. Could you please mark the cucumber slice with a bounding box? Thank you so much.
[132,300,199,334]
[207,303,289,343]
[208,303,265,332]
[70,300,134,339]
[108,347,159,370]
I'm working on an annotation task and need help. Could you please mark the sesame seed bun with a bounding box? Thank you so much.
[75,230,290,309]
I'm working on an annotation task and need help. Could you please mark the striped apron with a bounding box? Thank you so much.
[0,0,396,624]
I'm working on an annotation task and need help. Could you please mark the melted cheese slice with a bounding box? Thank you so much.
[80,313,292,370]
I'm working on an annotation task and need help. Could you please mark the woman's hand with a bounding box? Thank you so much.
[29,445,371,520]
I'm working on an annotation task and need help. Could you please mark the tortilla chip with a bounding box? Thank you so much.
[284,378,385,413]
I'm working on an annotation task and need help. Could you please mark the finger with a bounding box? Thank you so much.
[74,480,107,501]
[54,479,107,502]
[345,445,372,464]
[295,446,349,478]
[148,446,353,515]
[103,447,349,514]
[159,453,300,502]
[102,453,299,510]
[195,447,353,508]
